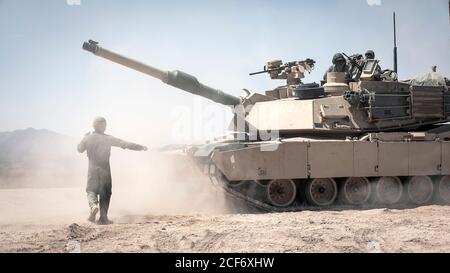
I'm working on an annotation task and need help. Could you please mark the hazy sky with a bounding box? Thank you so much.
[0,0,449,144]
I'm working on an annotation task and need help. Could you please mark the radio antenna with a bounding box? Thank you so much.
[393,12,398,74]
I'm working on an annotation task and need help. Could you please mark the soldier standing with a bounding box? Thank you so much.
[77,117,147,225]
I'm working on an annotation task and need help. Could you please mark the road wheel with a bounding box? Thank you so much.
[340,177,372,205]
[266,179,297,207]
[438,176,450,203]
[305,178,337,206]
[407,176,434,205]
[375,176,403,205]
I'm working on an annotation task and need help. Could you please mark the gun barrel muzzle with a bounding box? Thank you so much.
[82,40,99,54]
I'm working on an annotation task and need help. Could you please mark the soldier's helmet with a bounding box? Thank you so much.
[332,53,345,65]
[365,50,375,60]
[93,117,107,132]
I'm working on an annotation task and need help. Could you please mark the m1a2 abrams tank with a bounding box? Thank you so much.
[82,39,450,212]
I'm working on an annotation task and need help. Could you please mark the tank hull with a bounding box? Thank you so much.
[211,136,449,181]
[189,130,450,212]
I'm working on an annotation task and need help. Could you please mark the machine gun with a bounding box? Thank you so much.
[342,52,364,71]
[250,59,316,85]
[82,40,241,106]
[342,52,366,81]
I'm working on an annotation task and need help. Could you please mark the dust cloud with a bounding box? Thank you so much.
[0,138,231,226]
[109,149,230,216]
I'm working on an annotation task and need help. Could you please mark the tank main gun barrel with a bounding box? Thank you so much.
[82,40,241,106]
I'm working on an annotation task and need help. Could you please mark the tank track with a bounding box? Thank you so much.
[208,164,364,213]
[207,163,449,213]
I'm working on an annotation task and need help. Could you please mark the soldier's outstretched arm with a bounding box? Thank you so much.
[77,133,90,153]
[109,136,147,151]
[124,142,148,151]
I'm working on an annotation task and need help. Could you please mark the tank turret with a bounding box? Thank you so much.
[83,40,450,138]
[82,40,241,106]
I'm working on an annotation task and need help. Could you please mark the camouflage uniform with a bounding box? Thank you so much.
[347,53,364,81]
[323,53,350,81]
[77,117,146,224]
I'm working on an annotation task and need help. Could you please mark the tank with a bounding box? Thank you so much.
[82,40,450,212]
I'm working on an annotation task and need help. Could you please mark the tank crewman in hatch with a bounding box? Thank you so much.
[77,117,147,225]
[346,53,365,81]
[364,50,383,81]
[364,50,377,61]
[323,53,350,82]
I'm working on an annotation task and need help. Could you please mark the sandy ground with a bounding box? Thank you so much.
[1,188,450,253]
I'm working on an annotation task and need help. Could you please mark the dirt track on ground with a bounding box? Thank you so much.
[1,188,450,253]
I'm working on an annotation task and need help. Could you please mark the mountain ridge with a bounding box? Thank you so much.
[0,128,83,188]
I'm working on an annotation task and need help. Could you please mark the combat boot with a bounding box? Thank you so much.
[98,194,112,225]
[88,205,99,223]
[97,218,114,225]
